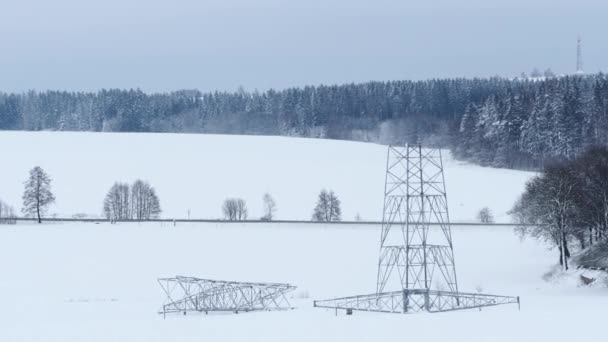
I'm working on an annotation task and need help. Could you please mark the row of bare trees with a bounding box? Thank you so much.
[11,167,342,223]
[103,180,161,221]
[13,167,162,223]
[511,146,608,270]
[222,198,248,221]
[220,190,341,222]
[221,193,276,221]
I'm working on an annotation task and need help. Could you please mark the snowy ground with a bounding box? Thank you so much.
[0,222,606,342]
[0,131,533,222]
[1,131,601,341]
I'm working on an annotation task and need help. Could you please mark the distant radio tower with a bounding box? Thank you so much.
[576,36,584,74]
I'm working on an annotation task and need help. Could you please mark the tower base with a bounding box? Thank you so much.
[314,289,519,314]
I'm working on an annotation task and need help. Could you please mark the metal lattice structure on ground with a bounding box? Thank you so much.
[314,289,519,313]
[314,144,519,314]
[158,276,296,317]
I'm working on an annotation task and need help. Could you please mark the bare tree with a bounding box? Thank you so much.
[0,200,5,223]
[147,190,161,220]
[222,199,236,220]
[0,199,16,224]
[477,207,494,223]
[131,180,161,221]
[22,166,55,223]
[131,180,146,220]
[510,162,578,270]
[312,189,341,222]
[222,198,248,221]
[103,180,161,221]
[261,193,276,221]
[103,182,131,221]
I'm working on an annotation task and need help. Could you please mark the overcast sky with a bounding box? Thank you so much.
[0,0,606,93]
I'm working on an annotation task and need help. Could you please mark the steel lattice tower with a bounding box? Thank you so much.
[376,145,458,294]
[314,144,519,314]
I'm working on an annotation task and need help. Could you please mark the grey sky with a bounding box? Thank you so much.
[0,0,606,93]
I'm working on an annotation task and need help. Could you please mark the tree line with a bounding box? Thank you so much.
[3,166,344,223]
[2,74,607,169]
[511,146,608,270]
[0,166,163,224]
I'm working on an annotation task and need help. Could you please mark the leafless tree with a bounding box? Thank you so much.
[131,180,161,221]
[103,180,161,221]
[0,199,16,224]
[261,193,276,221]
[312,189,341,222]
[477,207,494,223]
[222,198,248,221]
[510,162,578,270]
[22,166,55,223]
[103,182,131,221]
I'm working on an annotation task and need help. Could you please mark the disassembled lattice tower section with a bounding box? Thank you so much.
[158,276,296,317]
[314,144,519,314]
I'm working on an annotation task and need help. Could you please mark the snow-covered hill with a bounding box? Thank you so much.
[0,131,533,222]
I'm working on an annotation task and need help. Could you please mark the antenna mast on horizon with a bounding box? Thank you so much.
[576,36,584,74]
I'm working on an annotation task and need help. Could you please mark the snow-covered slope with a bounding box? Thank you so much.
[0,131,533,222]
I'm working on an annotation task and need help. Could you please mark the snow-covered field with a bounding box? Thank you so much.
[0,132,605,341]
[0,131,532,222]
[0,222,606,342]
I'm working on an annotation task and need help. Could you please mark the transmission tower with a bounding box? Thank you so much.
[376,145,458,294]
[314,144,519,314]
[576,36,584,74]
